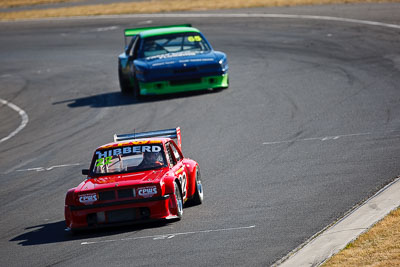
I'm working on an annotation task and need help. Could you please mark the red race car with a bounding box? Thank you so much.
[64,127,203,232]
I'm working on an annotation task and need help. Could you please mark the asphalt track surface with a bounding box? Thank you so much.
[1,3,400,266]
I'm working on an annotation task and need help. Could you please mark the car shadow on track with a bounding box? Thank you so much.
[52,89,224,108]
[9,220,173,246]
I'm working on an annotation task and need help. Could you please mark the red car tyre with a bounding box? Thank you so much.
[175,181,183,219]
[191,168,203,205]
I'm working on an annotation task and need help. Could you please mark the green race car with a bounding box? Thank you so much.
[118,24,229,97]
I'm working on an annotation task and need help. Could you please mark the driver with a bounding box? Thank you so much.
[138,151,163,169]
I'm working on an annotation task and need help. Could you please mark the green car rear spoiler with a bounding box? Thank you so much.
[123,24,192,48]
[124,24,192,37]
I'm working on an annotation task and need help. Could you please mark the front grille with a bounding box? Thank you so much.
[98,191,115,201]
[87,213,97,226]
[170,78,202,86]
[174,67,197,74]
[107,208,136,223]
[118,189,134,199]
[86,207,151,225]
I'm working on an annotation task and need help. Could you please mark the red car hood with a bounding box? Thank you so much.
[76,168,168,192]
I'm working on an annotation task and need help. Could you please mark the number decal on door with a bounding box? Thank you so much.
[178,172,187,198]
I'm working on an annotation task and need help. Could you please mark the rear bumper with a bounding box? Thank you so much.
[139,73,229,95]
[65,194,178,230]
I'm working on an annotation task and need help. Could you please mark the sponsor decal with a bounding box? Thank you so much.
[175,167,184,175]
[152,61,176,67]
[151,58,213,67]
[100,140,160,149]
[177,58,214,63]
[96,145,162,159]
[147,51,198,60]
[95,177,119,184]
[137,186,158,198]
[79,193,98,204]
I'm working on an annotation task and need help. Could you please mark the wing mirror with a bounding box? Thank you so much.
[82,169,89,175]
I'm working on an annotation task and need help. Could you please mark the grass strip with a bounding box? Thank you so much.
[1,0,400,20]
[0,0,82,9]
[323,206,400,266]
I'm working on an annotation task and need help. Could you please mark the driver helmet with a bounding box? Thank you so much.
[143,151,159,162]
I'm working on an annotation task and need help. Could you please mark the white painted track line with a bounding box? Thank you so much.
[263,130,400,145]
[15,163,82,172]
[0,98,28,144]
[80,225,256,245]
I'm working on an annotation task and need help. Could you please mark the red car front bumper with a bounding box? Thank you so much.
[65,194,179,230]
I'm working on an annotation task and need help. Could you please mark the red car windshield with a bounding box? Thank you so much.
[91,144,167,175]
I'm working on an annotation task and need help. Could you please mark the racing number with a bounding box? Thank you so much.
[187,36,202,42]
[95,156,112,167]
[179,172,187,198]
